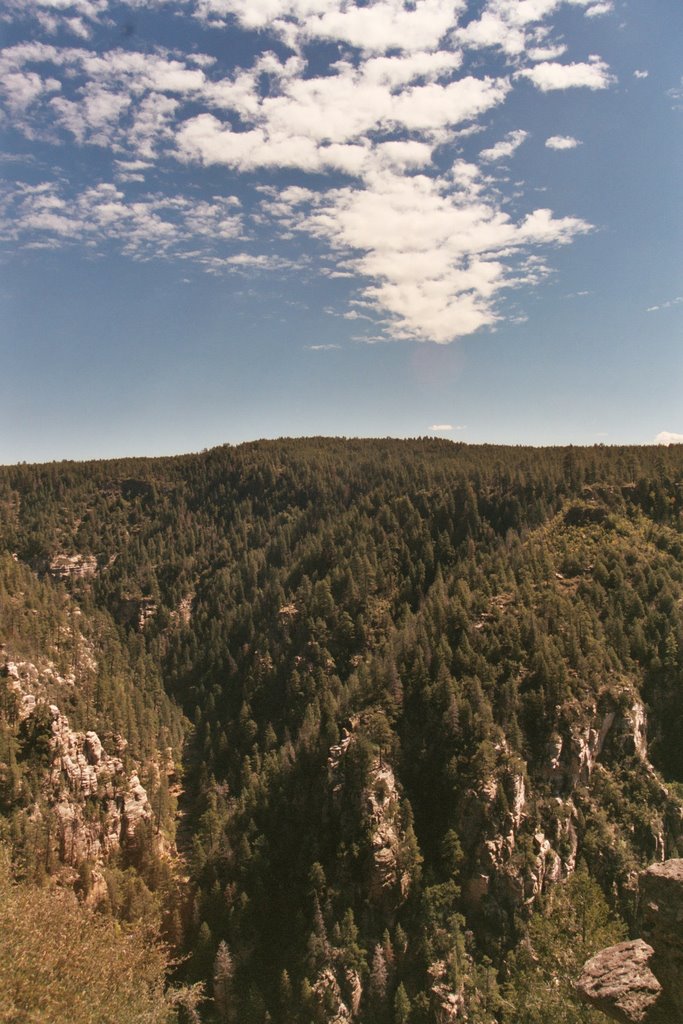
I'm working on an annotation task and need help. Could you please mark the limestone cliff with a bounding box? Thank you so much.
[1,655,166,878]
[365,759,412,911]
[458,687,682,942]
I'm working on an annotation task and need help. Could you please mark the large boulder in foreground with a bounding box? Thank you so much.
[577,939,672,1024]
[577,859,683,1024]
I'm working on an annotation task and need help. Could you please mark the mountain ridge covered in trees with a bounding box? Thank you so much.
[1,438,682,1023]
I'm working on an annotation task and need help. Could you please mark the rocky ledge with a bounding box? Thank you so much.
[577,859,683,1023]
[2,658,155,864]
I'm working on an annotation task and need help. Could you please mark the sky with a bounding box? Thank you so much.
[0,0,681,463]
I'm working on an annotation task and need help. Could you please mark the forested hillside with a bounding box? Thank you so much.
[1,439,682,1023]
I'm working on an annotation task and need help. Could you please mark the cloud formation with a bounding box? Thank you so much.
[263,168,590,342]
[655,432,683,445]
[646,296,683,312]
[0,180,244,261]
[0,0,615,343]
[585,1,613,16]
[195,0,465,53]
[516,57,613,91]
[480,129,528,162]
[545,135,581,149]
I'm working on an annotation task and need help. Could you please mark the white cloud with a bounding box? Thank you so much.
[528,43,568,61]
[480,128,528,161]
[126,93,180,158]
[3,0,110,36]
[0,0,612,346]
[361,50,463,87]
[646,296,683,312]
[455,0,595,57]
[667,80,683,107]
[219,252,288,267]
[0,180,245,261]
[584,1,613,15]
[307,343,341,350]
[65,16,91,38]
[50,84,132,145]
[545,134,581,149]
[430,424,453,431]
[1,42,509,170]
[516,58,613,91]
[655,432,683,446]
[177,71,511,175]
[633,69,649,80]
[0,43,214,149]
[177,115,340,173]
[195,0,464,54]
[275,168,591,343]
[0,70,61,113]
[301,0,463,53]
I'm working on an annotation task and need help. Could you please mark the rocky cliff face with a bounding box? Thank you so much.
[48,553,98,582]
[458,687,682,943]
[640,861,683,1018]
[1,657,158,872]
[329,718,413,919]
[428,961,466,1024]
[311,966,363,1023]
[320,723,416,1018]
[577,859,683,1023]
[365,759,411,911]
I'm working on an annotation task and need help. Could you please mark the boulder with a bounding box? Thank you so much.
[577,940,669,1024]
[577,859,683,1023]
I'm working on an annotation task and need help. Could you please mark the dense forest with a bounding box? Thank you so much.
[1,438,682,1023]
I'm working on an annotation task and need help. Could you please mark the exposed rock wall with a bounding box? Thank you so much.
[48,553,98,581]
[460,689,681,939]
[2,658,155,867]
[365,761,411,909]
[639,861,683,1019]
[328,719,412,917]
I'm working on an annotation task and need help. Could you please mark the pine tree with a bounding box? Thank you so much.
[213,940,235,1023]
[393,983,411,1024]
[369,943,388,1016]
[504,865,626,1024]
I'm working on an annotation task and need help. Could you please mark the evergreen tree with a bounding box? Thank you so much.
[213,941,235,1024]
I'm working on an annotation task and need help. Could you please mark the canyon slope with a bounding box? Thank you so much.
[1,438,682,1023]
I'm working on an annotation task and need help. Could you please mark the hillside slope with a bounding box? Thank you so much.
[1,439,682,1023]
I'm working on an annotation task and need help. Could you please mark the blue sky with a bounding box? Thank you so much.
[1,0,681,462]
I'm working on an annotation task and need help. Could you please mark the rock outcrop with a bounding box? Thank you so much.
[639,861,683,1019]
[312,967,351,1022]
[428,961,465,1024]
[117,595,158,630]
[577,859,683,1023]
[2,657,156,867]
[365,761,408,907]
[578,939,668,1024]
[458,689,681,939]
[48,553,98,581]
[543,692,650,795]
[328,719,412,914]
